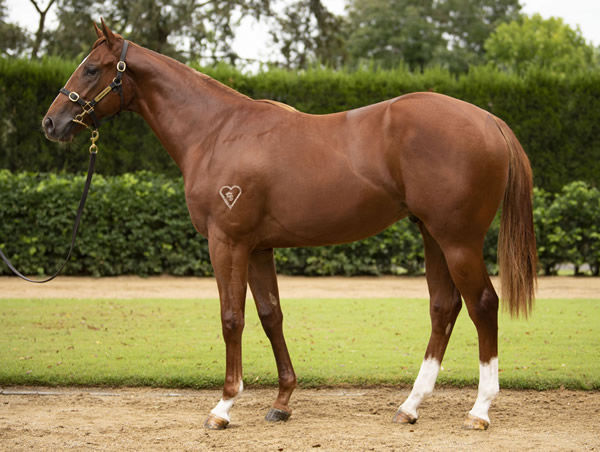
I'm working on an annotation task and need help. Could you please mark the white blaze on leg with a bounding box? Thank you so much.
[469,357,499,423]
[210,380,243,423]
[399,357,440,418]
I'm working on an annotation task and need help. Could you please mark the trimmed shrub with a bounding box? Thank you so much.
[0,171,210,277]
[1,171,597,277]
[545,181,600,275]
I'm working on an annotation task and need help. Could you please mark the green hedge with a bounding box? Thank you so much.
[534,182,600,276]
[0,58,171,177]
[1,171,598,277]
[0,171,211,277]
[1,58,600,192]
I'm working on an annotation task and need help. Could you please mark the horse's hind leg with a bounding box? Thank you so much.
[394,222,462,424]
[441,238,499,430]
[248,248,297,422]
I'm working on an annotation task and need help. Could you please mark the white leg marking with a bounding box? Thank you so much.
[469,358,499,423]
[210,398,234,423]
[269,292,279,307]
[399,358,440,418]
[210,380,244,423]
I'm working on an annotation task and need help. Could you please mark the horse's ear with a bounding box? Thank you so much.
[93,21,103,39]
[100,17,117,47]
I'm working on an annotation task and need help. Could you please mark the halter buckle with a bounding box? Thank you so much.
[68,92,80,102]
[117,61,126,72]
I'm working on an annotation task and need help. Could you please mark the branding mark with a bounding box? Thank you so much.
[219,185,242,209]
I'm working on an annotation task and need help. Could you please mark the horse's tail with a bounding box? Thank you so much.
[495,117,537,318]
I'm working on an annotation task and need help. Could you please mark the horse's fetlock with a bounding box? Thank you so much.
[279,372,297,391]
[223,378,243,399]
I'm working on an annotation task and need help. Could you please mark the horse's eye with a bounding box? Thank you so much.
[84,66,99,77]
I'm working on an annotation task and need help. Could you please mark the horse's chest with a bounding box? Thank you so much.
[183,183,212,236]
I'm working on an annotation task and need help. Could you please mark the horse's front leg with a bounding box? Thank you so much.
[248,248,297,422]
[204,236,250,430]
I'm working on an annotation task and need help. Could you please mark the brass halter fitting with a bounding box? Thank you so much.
[89,129,99,154]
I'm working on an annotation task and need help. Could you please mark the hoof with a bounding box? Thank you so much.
[265,407,291,422]
[204,413,229,430]
[463,414,489,430]
[392,409,417,425]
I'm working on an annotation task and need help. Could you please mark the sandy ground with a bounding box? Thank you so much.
[1,387,599,451]
[1,274,599,299]
[1,276,599,450]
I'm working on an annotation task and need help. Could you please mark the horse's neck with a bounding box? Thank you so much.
[127,45,250,174]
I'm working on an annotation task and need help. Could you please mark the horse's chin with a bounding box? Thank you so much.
[44,131,75,143]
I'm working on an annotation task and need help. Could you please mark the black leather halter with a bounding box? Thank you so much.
[59,40,129,130]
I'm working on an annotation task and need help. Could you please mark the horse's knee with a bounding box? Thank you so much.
[221,309,245,338]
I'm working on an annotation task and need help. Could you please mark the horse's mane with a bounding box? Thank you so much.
[254,99,297,113]
[89,36,297,113]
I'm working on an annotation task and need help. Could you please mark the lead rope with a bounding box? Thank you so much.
[0,130,99,283]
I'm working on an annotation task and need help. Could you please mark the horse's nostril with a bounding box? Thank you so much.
[43,117,54,134]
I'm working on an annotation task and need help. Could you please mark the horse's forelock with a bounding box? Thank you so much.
[92,37,106,50]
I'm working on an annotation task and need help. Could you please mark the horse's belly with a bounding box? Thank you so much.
[262,182,406,247]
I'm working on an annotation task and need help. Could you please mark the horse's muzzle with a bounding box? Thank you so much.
[42,114,75,142]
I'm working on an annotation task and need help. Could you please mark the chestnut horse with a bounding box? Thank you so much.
[42,21,536,431]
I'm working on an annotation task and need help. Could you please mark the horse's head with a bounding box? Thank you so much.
[43,19,130,142]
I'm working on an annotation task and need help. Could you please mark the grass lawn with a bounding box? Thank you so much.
[0,297,598,389]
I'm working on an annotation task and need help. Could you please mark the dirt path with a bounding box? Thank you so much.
[1,275,599,299]
[1,387,599,451]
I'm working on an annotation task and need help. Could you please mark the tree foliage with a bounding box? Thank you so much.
[29,0,57,59]
[434,0,521,72]
[38,0,274,62]
[344,0,521,72]
[46,0,340,67]
[5,0,599,74]
[345,0,443,71]
[271,0,347,69]
[0,0,29,57]
[484,14,599,75]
